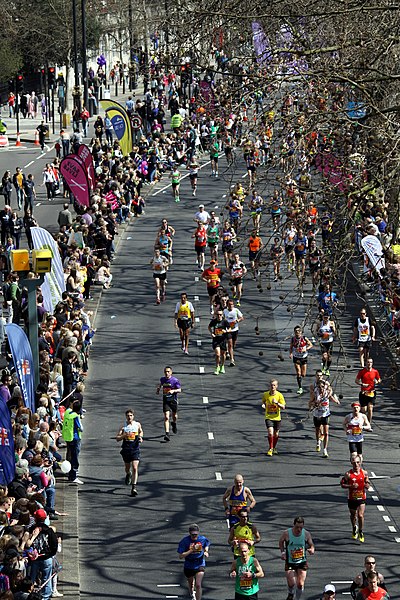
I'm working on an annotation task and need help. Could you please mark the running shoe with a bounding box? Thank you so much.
[184,349,189,355]
[236,301,241,306]
[156,299,161,305]
[323,449,329,458]
[171,422,177,434]
[273,448,278,455]
[286,593,294,600]
[358,531,365,543]
[352,526,358,540]
[316,442,321,452]
[131,486,138,497]
[125,472,132,485]
[220,365,225,374]
[214,367,220,375]
[229,360,236,367]
[267,449,273,456]
[164,433,170,442]
[297,387,303,395]
[192,190,196,197]
[175,197,180,202]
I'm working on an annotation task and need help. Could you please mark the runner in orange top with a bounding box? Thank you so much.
[355,358,381,425]
[341,455,371,543]
[202,260,223,313]
[247,230,263,279]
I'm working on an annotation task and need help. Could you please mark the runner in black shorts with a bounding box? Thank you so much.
[156,367,182,442]
[208,310,229,376]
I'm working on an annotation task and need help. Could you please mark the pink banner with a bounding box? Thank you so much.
[77,144,96,191]
[60,155,90,207]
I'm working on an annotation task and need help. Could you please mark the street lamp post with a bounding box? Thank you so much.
[81,0,89,109]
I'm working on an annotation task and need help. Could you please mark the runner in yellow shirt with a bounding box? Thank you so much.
[262,379,286,456]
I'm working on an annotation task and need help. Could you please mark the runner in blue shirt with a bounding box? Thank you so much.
[178,524,210,600]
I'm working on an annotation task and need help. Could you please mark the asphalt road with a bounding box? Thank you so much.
[77,154,400,600]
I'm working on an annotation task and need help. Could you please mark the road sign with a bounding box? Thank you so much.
[131,114,142,130]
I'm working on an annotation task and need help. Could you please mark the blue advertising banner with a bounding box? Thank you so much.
[0,397,15,485]
[6,324,36,413]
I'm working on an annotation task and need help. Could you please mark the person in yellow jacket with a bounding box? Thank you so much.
[62,398,84,484]
[174,292,195,354]
[228,508,261,557]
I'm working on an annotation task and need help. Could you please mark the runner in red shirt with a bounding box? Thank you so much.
[355,572,389,600]
[341,455,371,543]
[355,358,381,425]
[202,260,223,314]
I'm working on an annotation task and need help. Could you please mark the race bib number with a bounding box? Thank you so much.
[215,327,224,336]
[190,542,203,553]
[268,403,278,414]
[126,431,136,441]
[352,426,362,435]
[291,548,305,561]
[240,577,252,588]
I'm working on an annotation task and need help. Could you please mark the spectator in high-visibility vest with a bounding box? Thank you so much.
[62,398,84,485]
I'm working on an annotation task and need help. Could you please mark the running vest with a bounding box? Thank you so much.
[229,486,246,517]
[235,556,259,595]
[231,263,244,279]
[347,469,367,501]
[249,237,261,252]
[357,317,371,342]
[346,415,364,442]
[294,236,307,254]
[222,229,233,245]
[177,302,191,319]
[171,171,180,185]
[233,522,255,556]
[207,226,219,243]
[319,323,334,343]
[158,235,169,253]
[121,422,140,449]
[291,336,308,359]
[153,256,166,273]
[312,383,330,418]
[287,528,307,565]
[195,228,207,245]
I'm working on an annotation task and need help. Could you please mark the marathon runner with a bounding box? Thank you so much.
[248,190,263,232]
[202,259,223,313]
[340,455,371,543]
[150,248,169,305]
[187,159,199,196]
[174,292,195,355]
[343,402,372,461]
[279,516,315,600]
[262,379,286,456]
[178,524,210,600]
[289,326,313,395]
[270,237,284,281]
[270,190,283,233]
[170,164,181,202]
[209,136,220,178]
[315,313,336,376]
[193,222,207,271]
[309,370,340,457]
[223,298,244,366]
[294,228,308,287]
[230,542,264,599]
[228,508,261,557]
[230,253,247,306]
[221,221,237,268]
[208,308,229,375]
[352,309,376,368]
[207,218,220,262]
[284,222,297,272]
[308,239,323,289]
[350,556,387,599]
[115,408,143,497]
[355,572,389,600]
[248,230,263,280]
[223,475,257,527]
[156,366,182,442]
[355,358,381,425]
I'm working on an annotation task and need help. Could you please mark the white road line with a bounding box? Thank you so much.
[36,202,41,207]
[242,172,248,178]
[377,505,385,512]
[195,317,200,323]
[371,496,379,501]
[37,153,46,159]
[388,525,397,532]
[215,472,222,480]
[341,593,351,595]
[203,397,209,403]
[383,515,391,522]
[332,581,353,584]
[25,160,34,167]
[208,432,214,440]
[199,366,205,374]
[196,340,202,346]
[395,537,400,543]
[165,596,178,599]
[194,295,199,301]
[195,276,199,282]
[157,584,181,587]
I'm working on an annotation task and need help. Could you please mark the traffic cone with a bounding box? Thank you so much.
[34,131,40,146]
[15,132,22,147]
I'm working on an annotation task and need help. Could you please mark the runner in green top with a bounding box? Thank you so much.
[207,219,220,262]
[210,139,220,178]
[230,543,264,599]
[170,166,181,202]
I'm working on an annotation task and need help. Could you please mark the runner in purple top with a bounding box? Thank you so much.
[156,366,182,442]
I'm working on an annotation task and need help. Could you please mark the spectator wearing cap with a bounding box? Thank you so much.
[27,509,58,600]
[321,584,336,599]
[178,524,210,600]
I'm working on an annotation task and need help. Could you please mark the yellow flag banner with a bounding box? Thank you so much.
[100,100,133,156]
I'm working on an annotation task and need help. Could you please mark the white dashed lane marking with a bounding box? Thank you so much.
[203,397,209,404]
[371,495,379,501]
[383,515,391,522]
[195,317,200,323]
[196,340,202,346]
[199,366,205,374]
[208,432,214,440]
[215,472,222,480]
[194,295,199,301]
[377,505,385,511]
[388,525,397,532]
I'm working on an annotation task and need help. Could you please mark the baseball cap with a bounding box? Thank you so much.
[34,509,48,522]
[198,204,205,208]
[351,401,361,407]
[189,524,200,533]
[324,585,336,594]
[210,259,217,264]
